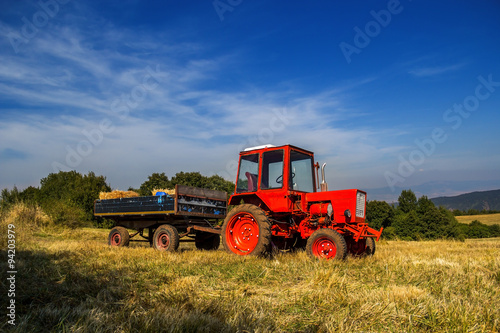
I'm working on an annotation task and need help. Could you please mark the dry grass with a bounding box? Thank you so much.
[456,213,500,226]
[0,202,52,249]
[1,207,499,332]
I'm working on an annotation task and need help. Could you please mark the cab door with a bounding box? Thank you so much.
[258,149,290,212]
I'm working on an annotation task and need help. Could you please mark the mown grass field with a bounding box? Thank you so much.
[1,221,499,333]
[456,213,500,226]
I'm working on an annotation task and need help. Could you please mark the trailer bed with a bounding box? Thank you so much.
[95,184,227,219]
[96,185,228,250]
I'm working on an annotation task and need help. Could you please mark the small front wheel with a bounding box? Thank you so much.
[153,224,180,252]
[108,226,130,247]
[306,229,347,260]
[365,237,376,256]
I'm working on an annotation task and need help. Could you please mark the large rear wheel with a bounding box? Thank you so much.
[108,226,130,247]
[222,204,271,256]
[306,228,347,260]
[153,224,180,252]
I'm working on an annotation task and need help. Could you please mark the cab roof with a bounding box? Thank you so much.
[241,144,314,155]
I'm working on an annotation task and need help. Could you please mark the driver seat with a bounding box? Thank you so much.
[245,172,258,192]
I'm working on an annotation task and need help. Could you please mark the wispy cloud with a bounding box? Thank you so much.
[409,63,466,77]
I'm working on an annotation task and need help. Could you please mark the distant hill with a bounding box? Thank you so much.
[365,179,500,202]
[430,189,500,211]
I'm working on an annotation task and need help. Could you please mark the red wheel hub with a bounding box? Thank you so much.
[312,237,337,259]
[110,232,121,246]
[156,232,170,250]
[225,213,259,255]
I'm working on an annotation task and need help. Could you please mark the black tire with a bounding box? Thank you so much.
[306,228,347,260]
[108,226,130,247]
[152,224,180,252]
[365,237,376,256]
[222,204,271,257]
[195,232,221,250]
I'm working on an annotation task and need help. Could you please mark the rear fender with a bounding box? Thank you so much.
[228,194,270,211]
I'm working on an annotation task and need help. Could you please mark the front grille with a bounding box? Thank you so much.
[356,192,366,218]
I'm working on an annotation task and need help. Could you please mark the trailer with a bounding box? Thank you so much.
[94,184,227,251]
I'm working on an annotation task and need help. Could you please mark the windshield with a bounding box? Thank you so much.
[289,150,314,192]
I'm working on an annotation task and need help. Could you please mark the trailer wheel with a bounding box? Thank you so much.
[306,229,347,260]
[153,224,180,252]
[222,204,271,256]
[108,226,130,247]
[365,237,376,256]
[195,232,220,251]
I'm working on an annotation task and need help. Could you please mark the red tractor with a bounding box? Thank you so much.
[221,144,383,260]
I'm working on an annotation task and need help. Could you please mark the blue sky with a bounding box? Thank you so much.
[1,0,499,201]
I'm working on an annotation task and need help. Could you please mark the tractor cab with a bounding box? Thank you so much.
[229,144,316,212]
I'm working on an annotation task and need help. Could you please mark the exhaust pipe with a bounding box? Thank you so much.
[320,163,328,192]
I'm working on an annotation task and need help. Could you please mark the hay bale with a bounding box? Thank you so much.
[123,191,139,198]
[99,190,139,200]
[152,188,176,196]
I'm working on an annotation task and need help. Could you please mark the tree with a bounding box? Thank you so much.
[392,210,420,240]
[71,172,112,220]
[170,171,206,188]
[139,172,171,196]
[419,205,443,239]
[468,220,491,238]
[438,206,460,239]
[19,186,40,205]
[141,171,235,198]
[417,195,434,215]
[366,200,394,230]
[398,189,417,213]
[204,174,235,196]
[39,171,111,226]
[0,186,20,210]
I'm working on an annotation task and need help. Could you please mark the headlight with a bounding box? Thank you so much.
[356,192,366,218]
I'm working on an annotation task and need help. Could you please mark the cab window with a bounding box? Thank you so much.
[261,149,284,190]
[290,150,314,192]
[236,153,259,193]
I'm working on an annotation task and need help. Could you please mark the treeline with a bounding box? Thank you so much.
[457,220,500,239]
[3,176,499,240]
[367,189,500,240]
[135,171,234,197]
[0,171,234,228]
[452,209,500,216]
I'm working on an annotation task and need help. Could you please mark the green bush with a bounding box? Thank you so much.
[367,190,462,240]
[43,201,89,228]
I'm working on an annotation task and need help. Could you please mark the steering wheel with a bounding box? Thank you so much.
[275,173,295,184]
